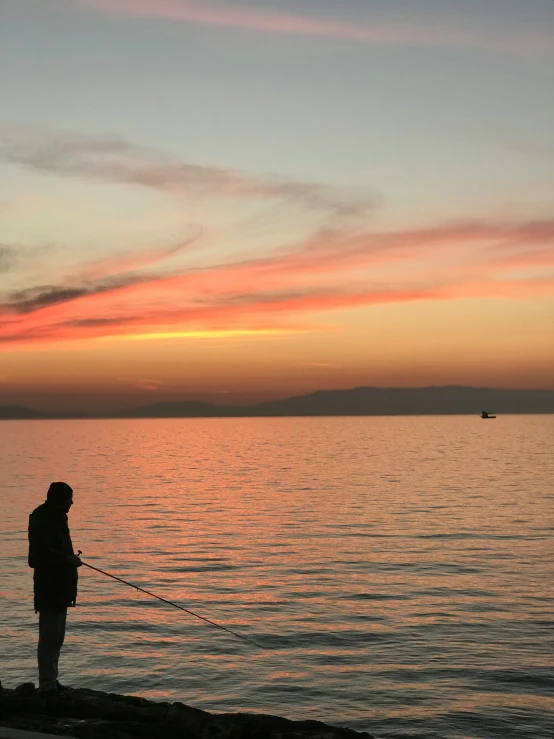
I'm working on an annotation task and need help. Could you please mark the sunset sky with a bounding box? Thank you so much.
[1,0,553,412]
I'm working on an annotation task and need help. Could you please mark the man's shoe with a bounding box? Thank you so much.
[56,681,71,692]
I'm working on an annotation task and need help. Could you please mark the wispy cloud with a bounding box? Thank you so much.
[76,0,553,58]
[0,245,18,274]
[2,124,552,348]
[0,124,373,222]
[7,274,148,314]
[73,229,203,282]
[82,0,430,41]
[1,218,552,347]
[118,376,164,390]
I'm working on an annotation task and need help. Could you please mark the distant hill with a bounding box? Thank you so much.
[96,386,554,418]
[0,405,76,420]
[1,387,554,420]
[245,386,554,417]
[0,405,49,420]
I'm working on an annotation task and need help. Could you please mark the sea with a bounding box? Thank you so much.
[1,415,552,739]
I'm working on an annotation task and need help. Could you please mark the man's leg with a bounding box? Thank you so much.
[53,608,67,684]
[38,608,67,691]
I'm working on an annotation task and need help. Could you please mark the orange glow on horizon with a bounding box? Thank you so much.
[97,328,307,342]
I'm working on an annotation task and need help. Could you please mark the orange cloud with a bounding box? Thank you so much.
[1,219,552,348]
[2,126,552,349]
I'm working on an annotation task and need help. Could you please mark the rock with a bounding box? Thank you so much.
[14,682,36,696]
[0,683,376,739]
[108,693,151,708]
[70,719,171,739]
[166,701,210,736]
[202,716,242,739]
[216,713,375,739]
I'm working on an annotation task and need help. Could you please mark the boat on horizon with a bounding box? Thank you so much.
[481,410,496,419]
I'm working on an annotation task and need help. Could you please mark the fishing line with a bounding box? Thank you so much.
[76,551,294,663]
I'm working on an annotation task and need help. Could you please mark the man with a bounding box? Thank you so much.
[28,482,82,696]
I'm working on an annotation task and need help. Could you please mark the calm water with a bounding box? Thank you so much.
[1,416,553,738]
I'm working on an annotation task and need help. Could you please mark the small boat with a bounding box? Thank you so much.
[481,410,496,419]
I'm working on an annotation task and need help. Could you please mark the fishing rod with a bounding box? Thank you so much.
[75,551,272,654]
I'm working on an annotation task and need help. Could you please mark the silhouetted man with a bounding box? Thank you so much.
[28,482,82,696]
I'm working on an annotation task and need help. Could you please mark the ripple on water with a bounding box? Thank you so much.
[1,415,553,739]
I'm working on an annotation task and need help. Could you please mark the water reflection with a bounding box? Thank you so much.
[1,415,553,738]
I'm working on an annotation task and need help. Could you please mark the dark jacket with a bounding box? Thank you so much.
[28,501,78,611]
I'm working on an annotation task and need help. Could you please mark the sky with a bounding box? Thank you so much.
[0,0,553,412]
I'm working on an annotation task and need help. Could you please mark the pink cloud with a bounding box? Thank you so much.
[84,0,415,42]
[74,228,203,281]
[78,0,552,57]
[1,218,553,347]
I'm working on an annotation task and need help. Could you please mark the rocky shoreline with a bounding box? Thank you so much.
[0,682,375,738]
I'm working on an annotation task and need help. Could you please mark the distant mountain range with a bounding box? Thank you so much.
[1,386,554,420]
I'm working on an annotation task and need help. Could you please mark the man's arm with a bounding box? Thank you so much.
[28,514,67,569]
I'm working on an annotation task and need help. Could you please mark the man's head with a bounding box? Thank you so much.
[47,482,74,513]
